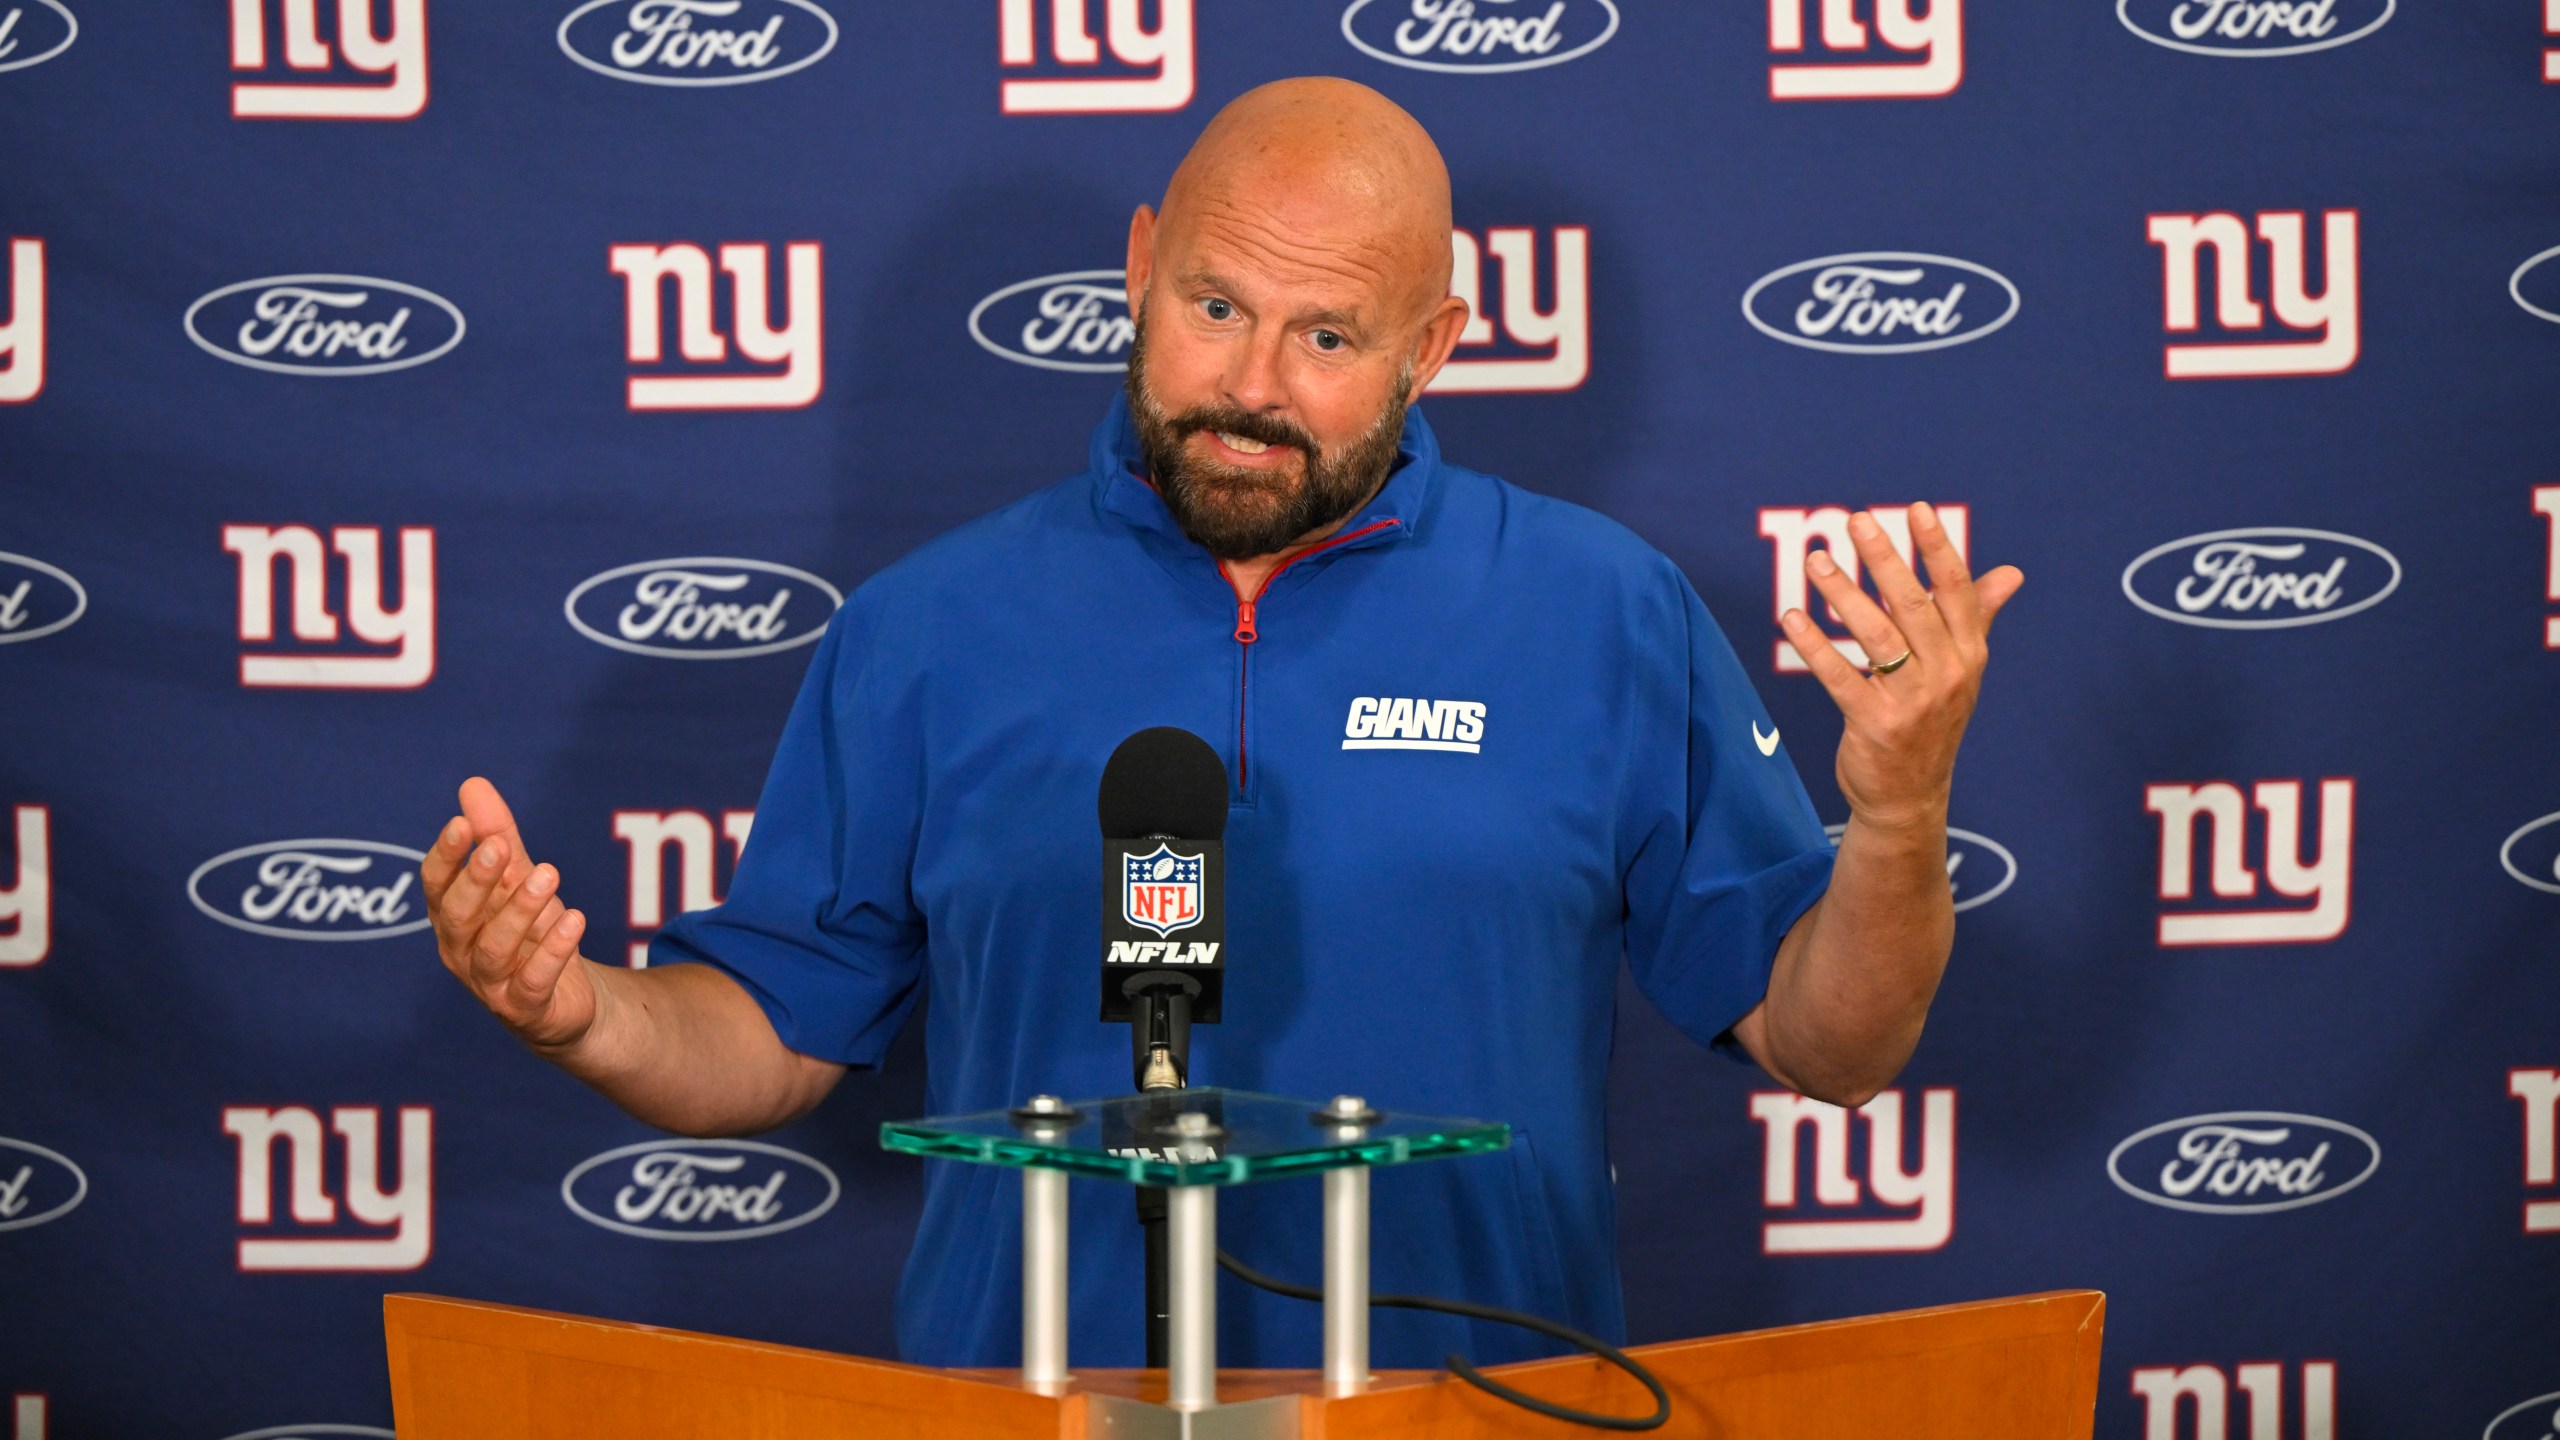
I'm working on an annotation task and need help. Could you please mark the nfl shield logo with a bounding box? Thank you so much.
[1123,843,1205,937]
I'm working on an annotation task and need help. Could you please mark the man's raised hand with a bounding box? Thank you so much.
[1777,502,2024,834]
[419,777,599,1051]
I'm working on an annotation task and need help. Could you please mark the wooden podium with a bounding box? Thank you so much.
[384,1288,2105,1439]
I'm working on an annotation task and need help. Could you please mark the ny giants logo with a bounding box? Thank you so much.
[0,1,77,75]
[2147,208,2358,379]
[1742,252,2017,354]
[1750,1087,1954,1253]
[1338,0,1620,74]
[1436,226,1588,392]
[617,808,753,967]
[223,524,434,688]
[2146,778,2351,945]
[611,242,822,410]
[2536,485,2560,649]
[223,1105,431,1271]
[1760,504,1969,673]
[2117,0,2393,57]
[558,0,839,86]
[0,1135,86,1233]
[229,0,427,120]
[2512,1068,2560,1234]
[563,1139,840,1239]
[186,275,466,376]
[999,0,1193,115]
[0,239,40,403]
[2130,1362,2336,1440]
[1767,0,1962,100]
[0,806,48,968]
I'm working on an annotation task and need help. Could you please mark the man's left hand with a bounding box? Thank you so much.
[1778,501,2024,833]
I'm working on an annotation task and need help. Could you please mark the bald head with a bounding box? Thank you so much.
[1157,77,1454,324]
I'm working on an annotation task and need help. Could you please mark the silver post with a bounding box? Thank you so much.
[1166,1111,1219,1411]
[1019,1095,1069,1388]
[1322,1096,1371,1393]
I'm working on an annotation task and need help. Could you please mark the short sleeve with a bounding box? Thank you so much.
[649,588,928,1068]
[1621,570,1836,1054]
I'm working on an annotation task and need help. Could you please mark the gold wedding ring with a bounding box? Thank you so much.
[1871,649,1914,675]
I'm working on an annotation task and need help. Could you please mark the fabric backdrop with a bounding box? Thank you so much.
[3,3,2557,1436]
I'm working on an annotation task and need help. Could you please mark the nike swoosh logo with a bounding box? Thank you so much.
[1753,722,1781,757]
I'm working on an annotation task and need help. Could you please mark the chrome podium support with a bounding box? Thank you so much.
[1321,1096,1371,1394]
[1019,1096,1070,1388]
[1166,1111,1221,1411]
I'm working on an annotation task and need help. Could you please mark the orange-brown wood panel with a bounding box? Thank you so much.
[387,1289,2102,1440]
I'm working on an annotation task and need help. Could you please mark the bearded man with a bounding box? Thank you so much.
[418,76,2021,1368]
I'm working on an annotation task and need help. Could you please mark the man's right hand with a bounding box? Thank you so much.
[420,777,598,1051]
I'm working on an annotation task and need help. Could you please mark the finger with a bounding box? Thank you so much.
[1803,548,1911,675]
[1976,565,2025,627]
[470,863,558,988]
[1907,501,1982,640]
[510,908,587,1011]
[436,834,510,942]
[459,777,536,890]
[1847,511,1955,663]
[1781,608,1877,717]
[418,816,471,911]
[511,897,566,968]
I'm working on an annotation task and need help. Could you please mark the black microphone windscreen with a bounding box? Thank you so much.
[1098,727,1229,840]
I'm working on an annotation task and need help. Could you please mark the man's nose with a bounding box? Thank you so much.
[1218,325,1290,416]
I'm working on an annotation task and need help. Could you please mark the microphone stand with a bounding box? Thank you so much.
[1126,974,1196,1368]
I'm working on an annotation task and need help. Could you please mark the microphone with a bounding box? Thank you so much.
[1097,727,1228,1092]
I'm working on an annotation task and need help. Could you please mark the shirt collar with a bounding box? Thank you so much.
[1092,392,1442,550]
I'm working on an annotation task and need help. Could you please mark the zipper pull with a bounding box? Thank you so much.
[1234,597,1258,644]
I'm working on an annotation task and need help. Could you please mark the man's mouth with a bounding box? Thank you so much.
[1213,430,1274,455]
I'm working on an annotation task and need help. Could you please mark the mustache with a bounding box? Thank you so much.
[1165,405,1320,458]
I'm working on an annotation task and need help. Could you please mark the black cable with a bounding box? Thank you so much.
[1216,1248,1671,1432]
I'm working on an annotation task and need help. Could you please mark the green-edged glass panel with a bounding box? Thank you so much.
[879,1088,1508,1188]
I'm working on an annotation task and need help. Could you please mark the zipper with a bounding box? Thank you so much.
[1218,518,1400,799]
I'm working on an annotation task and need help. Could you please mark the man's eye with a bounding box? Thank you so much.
[1310,330,1344,352]
[1202,298,1235,321]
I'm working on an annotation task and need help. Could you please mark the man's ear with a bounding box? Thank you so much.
[1402,293,1473,396]
[1125,205,1157,313]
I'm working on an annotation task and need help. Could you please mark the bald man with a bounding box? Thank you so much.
[419,78,2019,1367]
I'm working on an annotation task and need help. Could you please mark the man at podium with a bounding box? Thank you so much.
[415,77,2020,1369]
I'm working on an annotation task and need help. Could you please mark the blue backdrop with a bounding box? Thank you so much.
[4,3,2559,1437]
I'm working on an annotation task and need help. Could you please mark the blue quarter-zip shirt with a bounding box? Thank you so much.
[655,397,1835,1368]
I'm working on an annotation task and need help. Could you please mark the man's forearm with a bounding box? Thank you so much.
[537,961,845,1137]
[1753,813,1955,1106]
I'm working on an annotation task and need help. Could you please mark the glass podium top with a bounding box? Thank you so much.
[879,1088,1509,1188]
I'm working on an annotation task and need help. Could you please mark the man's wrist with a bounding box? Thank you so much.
[1842,804,1949,849]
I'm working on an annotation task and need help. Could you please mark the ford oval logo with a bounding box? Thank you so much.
[1340,0,1618,75]
[969,269,1132,373]
[1742,252,2019,355]
[0,550,87,645]
[2107,1111,2379,1214]
[558,0,839,87]
[565,557,842,660]
[2501,811,2560,896]
[2484,1393,2560,1440]
[186,839,431,942]
[2511,244,2560,326]
[562,1138,841,1240]
[2121,527,2400,630]
[1826,823,2016,913]
[184,274,465,377]
[2117,0,2393,58]
[0,0,78,75]
[0,1135,88,1233]
[218,1428,396,1440]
